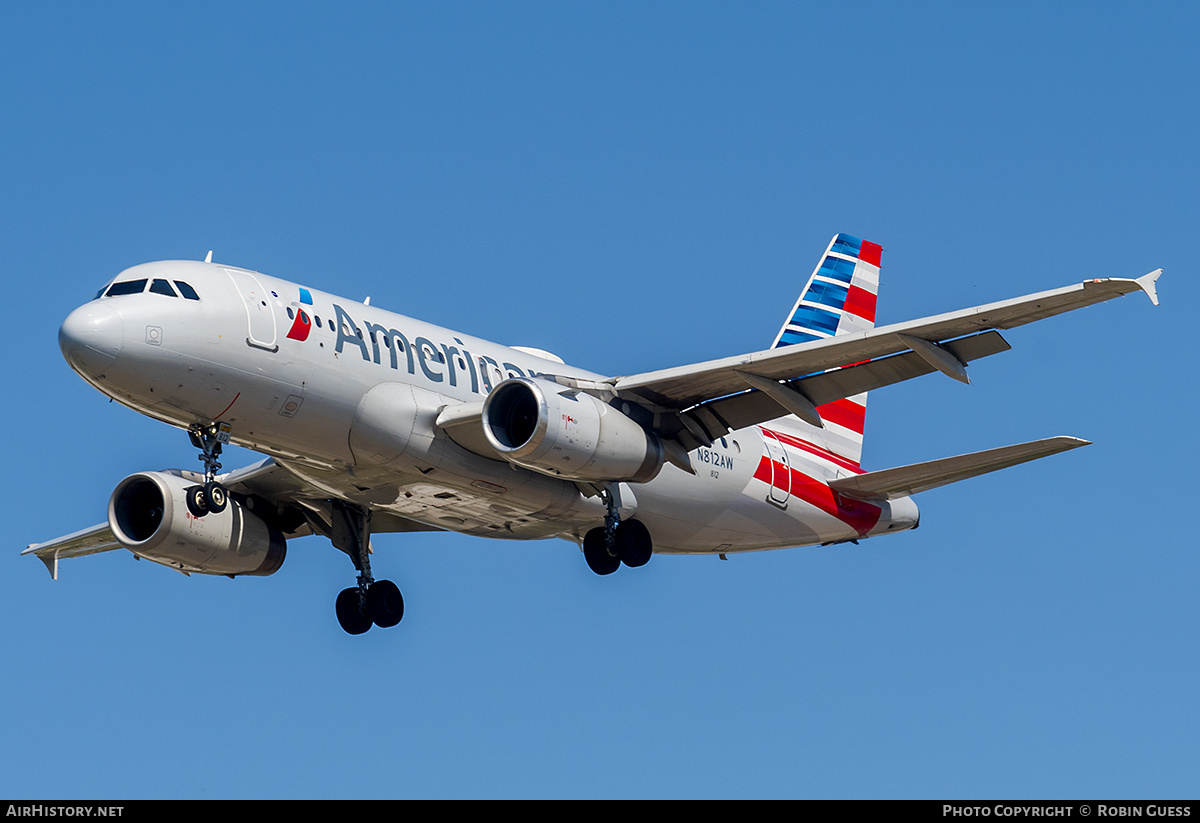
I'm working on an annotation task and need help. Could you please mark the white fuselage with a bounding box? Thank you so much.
[58,260,919,554]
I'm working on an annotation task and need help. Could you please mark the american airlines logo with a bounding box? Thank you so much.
[299,296,560,396]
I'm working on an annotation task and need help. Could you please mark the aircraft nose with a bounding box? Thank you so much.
[59,302,124,376]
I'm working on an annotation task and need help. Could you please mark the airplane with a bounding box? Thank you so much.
[25,234,1162,634]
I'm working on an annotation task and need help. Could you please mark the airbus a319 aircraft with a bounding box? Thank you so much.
[27,234,1161,634]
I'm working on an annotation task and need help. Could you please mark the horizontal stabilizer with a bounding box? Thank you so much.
[828,436,1090,500]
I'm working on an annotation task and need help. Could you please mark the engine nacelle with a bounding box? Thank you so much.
[482,377,664,483]
[108,471,286,576]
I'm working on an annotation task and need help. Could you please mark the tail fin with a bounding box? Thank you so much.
[767,233,882,465]
[771,233,881,348]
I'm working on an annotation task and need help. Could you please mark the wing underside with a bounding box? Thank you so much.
[23,458,441,579]
[433,271,1160,462]
[610,271,1161,448]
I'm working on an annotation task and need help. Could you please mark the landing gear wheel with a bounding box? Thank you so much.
[185,485,209,518]
[331,504,405,635]
[203,481,228,514]
[186,424,231,517]
[367,579,405,628]
[583,527,620,576]
[616,519,653,568]
[335,587,372,635]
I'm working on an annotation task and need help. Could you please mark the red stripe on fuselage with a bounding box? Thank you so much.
[764,427,863,472]
[752,455,881,536]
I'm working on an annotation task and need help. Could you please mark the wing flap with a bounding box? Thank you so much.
[694,330,1011,436]
[828,436,1090,500]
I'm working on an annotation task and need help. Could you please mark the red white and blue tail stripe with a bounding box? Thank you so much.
[771,233,880,348]
[766,233,881,466]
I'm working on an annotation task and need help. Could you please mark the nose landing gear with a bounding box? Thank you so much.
[184,423,231,517]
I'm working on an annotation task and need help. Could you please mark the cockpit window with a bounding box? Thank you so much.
[173,281,200,300]
[149,279,177,297]
[104,279,147,297]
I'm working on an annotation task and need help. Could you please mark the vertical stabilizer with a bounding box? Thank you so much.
[767,233,881,465]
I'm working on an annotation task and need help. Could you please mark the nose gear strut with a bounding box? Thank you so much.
[183,423,231,517]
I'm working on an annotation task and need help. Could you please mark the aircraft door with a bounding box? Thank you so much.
[762,429,791,508]
[224,269,278,352]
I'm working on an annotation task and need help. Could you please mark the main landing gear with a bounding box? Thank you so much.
[184,423,231,518]
[582,486,652,575]
[331,501,404,635]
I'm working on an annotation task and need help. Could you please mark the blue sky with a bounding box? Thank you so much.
[2,2,1197,799]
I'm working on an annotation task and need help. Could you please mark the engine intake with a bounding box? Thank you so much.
[109,471,286,576]
[482,377,664,483]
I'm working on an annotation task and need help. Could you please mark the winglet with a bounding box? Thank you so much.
[1136,269,1162,306]
[23,522,121,579]
[38,549,59,580]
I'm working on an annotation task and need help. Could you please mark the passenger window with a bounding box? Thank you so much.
[173,281,201,301]
[149,279,177,297]
[104,280,148,297]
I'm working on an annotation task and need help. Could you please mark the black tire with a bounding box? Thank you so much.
[185,485,209,518]
[204,481,228,514]
[335,587,372,635]
[616,519,653,568]
[367,580,405,628]
[583,527,620,576]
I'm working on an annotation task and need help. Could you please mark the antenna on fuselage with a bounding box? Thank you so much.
[204,250,213,263]
[364,296,370,305]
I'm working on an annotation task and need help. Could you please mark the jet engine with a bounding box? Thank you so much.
[481,377,664,483]
[108,471,286,576]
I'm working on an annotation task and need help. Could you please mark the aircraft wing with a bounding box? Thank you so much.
[23,458,439,579]
[605,271,1160,446]
[22,523,123,579]
[435,271,1160,458]
[21,459,310,579]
